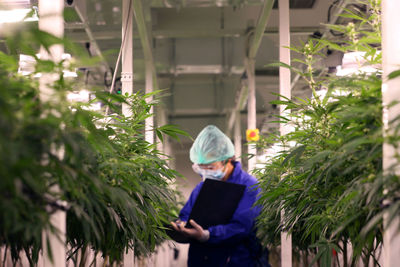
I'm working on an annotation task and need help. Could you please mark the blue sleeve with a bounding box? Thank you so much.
[207,184,261,244]
[179,182,203,222]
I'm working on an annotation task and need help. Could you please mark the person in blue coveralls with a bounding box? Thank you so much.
[171,125,269,267]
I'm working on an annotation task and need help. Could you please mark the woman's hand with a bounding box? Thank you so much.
[171,219,209,242]
[171,219,186,231]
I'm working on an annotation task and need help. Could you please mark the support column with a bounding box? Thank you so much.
[246,59,256,171]
[234,111,242,162]
[145,61,154,144]
[132,0,157,145]
[38,0,66,266]
[279,0,292,266]
[156,106,168,155]
[122,0,135,265]
[244,0,275,171]
[121,0,134,116]
[382,1,400,266]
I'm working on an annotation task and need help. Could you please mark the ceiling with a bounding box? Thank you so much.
[1,0,346,159]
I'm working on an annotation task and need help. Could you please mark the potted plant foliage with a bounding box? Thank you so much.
[254,0,399,266]
[0,25,187,266]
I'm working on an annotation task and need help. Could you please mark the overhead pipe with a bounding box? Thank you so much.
[248,0,275,59]
[66,27,317,42]
[154,0,265,8]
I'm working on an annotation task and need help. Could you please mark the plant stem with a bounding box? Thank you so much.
[103,255,109,267]
[79,246,87,267]
[2,245,7,267]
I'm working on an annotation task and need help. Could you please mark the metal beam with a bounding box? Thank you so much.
[151,0,265,8]
[73,3,110,70]
[171,109,266,119]
[248,0,276,59]
[227,80,248,134]
[65,27,317,42]
[227,0,276,137]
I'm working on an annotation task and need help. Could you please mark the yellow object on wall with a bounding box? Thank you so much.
[246,128,260,142]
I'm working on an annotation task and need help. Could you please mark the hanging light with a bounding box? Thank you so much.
[67,90,90,102]
[0,0,38,24]
[18,53,78,78]
[0,7,38,24]
[336,51,381,77]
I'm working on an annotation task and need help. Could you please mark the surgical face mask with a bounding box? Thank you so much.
[192,163,227,181]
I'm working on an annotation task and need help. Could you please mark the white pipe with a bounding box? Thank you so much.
[382,0,400,266]
[38,0,66,266]
[132,0,156,144]
[234,111,242,162]
[156,106,168,156]
[279,0,292,266]
[246,58,256,171]
[122,0,135,264]
[121,0,134,117]
[145,63,154,144]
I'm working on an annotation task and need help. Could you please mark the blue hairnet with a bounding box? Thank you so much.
[190,125,235,164]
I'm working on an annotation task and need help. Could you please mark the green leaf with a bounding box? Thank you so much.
[388,70,400,80]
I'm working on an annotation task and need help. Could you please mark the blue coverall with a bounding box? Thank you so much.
[179,161,261,267]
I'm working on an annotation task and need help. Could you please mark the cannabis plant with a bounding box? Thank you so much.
[0,26,186,265]
[255,1,393,266]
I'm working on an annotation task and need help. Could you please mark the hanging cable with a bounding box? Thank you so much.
[109,0,132,94]
[105,0,133,114]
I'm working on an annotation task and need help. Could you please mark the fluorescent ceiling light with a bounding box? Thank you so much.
[336,51,381,77]
[0,0,30,7]
[18,53,78,78]
[174,65,244,75]
[63,70,78,78]
[336,65,380,77]
[67,90,90,102]
[82,102,102,111]
[0,7,38,24]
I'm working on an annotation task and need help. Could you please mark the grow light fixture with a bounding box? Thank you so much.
[336,51,381,77]
[67,90,90,102]
[18,53,78,78]
[0,7,38,24]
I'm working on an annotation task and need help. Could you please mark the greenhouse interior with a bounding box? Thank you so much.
[0,0,400,266]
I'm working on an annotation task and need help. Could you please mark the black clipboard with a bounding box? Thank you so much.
[187,179,246,229]
[167,179,246,243]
